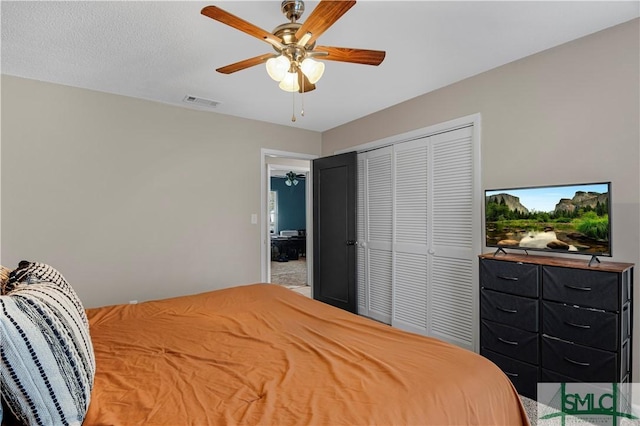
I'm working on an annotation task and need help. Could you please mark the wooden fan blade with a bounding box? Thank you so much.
[201,6,281,47]
[314,46,386,65]
[298,72,316,93]
[294,1,356,45]
[216,53,276,74]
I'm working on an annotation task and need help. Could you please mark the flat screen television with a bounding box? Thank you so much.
[485,182,611,260]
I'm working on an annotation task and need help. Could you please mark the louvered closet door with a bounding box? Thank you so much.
[427,126,477,351]
[356,124,479,350]
[364,147,393,324]
[392,139,429,334]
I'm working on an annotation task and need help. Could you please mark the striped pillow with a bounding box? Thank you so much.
[0,262,95,426]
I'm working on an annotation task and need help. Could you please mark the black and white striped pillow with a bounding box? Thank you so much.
[0,261,95,426]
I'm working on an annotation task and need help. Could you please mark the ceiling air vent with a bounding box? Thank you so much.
[183,95,221,109]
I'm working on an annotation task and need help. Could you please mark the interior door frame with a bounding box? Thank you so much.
[260,149,319,285]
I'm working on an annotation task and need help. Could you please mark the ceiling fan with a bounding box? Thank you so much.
[284,171,304,186]
[201,1,386,95]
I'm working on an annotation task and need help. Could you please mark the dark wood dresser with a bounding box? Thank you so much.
[478,252,634,400]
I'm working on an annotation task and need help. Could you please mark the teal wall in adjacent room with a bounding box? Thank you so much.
[271,177,306,234]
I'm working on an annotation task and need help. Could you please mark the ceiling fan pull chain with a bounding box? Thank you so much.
[301,74,305,117]
[291,87,296,122]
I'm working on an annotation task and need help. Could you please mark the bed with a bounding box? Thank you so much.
[83,283,528,425]
[1,261,527,425]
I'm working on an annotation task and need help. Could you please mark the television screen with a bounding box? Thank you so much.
[485,182,611,256]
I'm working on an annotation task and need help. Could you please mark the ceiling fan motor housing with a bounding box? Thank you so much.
[281,0,305,22]
[272,23,315,62]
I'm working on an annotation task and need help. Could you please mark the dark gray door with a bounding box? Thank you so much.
[312,151,357,313]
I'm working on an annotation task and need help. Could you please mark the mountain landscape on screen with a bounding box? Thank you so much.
[485,183,610,256]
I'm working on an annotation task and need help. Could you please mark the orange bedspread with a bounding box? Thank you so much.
[85,284,528,425]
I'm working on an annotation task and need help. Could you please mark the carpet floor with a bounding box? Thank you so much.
[271,257,307,287]
[521,395,538,424]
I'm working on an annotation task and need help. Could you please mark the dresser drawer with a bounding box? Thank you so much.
[540,368,587,414]
[481,348,538,400]
[542,266,619,311]
[480,259,539,297]
[542,301,618,351]
[481,320,538,364]
[541,335,617,382]
[481,289,539,332]
[540,368,580,383]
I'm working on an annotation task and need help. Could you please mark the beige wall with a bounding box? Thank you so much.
[323,19,640,381]
[1,76,321,307]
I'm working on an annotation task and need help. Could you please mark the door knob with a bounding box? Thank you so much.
[346,240,358,246]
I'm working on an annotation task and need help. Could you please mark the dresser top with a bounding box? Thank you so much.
[479,252,634,273]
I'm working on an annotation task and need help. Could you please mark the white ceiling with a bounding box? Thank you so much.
[2,1,638,132]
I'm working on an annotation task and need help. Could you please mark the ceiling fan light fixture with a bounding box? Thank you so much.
[300,58,325,84]
[266,55,291,81]
[285,171,299,186]
[279,71,300,92]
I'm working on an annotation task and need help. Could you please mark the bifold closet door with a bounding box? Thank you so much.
[356,125,479,351]
[359,147,393,324]
[428,126,477,351]
[392,139,429,335]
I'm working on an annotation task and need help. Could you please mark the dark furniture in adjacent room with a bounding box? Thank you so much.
[479,252,634,400]
[271,232,306,261]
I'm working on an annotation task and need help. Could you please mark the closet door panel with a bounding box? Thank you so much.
[393,140,429,333]
[428,127,477,351]
[365,147,393,324]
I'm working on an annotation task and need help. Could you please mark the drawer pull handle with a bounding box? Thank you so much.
[497,275,519,281]
[498,337,519,346]
[565,321,591,329]
[564,357,590,367]
[504,371,519,378]
[564,284,591,292]
[497,306,518,314]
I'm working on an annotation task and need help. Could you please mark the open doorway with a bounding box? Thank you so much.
[260,149,317,297]
[269,167,308,293]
